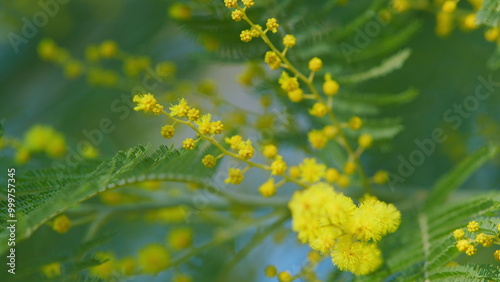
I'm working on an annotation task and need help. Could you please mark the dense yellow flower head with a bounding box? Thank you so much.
[453,228,465,240]
[331,236,382,275]
[41,262,61,278]
[289,166,301,179]
[133,94,164,115]
[202,154,217,168]
[225,135,243,150]
[24,124,67,158]
[232,9,244,21]
[119,257,136,276]
[323,73,340,96]
[279,72,299,92]
[278,271,293,282]
[259,178,276,197]
[167,228,193,250]
[271,155,287,175]
[299,158,326,183]
[373,170,389,184]
[441,0,456,13]
[224,0,238,9]
[467,221,480,232]
[348,116,362,130]
[289,183,355,245]
[182,138,196,150]
[266,18,279,33]
[161,125,175,139]
[264,265,277,277]
[309,103,328,117]
[225,168,244,184]
[323,125,339,138]
[288,88,303,102]
[308,129,328,149]
[53,214,71,234]
[456,239,470,252]
[238,139,255,159]
[358,134,373,148]
[90,252,116,279]
[243,0,255,8]
[138,244,171,275]
[169,98,190,117]
[348,197,401,241]
[283,34,296,48]
[196,114,224,135]
[262,144,278,159]
[240,30,253,42]
[308,57,323,72]
[265,51,282,70]
[343,161,356,175]
[98,40,118,58]
[325,168,340,183]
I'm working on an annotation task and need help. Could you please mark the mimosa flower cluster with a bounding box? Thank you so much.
[289,183,401,275]
[453,221,500,260]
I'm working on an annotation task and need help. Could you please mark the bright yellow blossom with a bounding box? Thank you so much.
[467,221,479,232]
[331,237,382,275]
[225,135,243,150]
[265,51,282,70]
[138,244,170,275]
[182,138,196,150]
[161,125,175,139]
[309,103,328,117]
[308,130,328,149]
[238,139,255,159]
[279,72,299,92]
[266,18,279,33]
[53,214,71,234]
[271,155,287,175]
[283,34,296,47]
[263,144,278,159]
[202,154,217,168]
[288,88,303,102]
[298,158,326,183]
[308,57,323,72]
[90,252,116,279]
[259,178,276,197]
[133,94,164,115]
[225,168,244,185]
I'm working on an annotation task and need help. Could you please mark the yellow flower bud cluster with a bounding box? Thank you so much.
[453,221,500,260]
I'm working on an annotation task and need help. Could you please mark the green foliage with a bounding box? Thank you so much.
[426,144,500,210]
[0,144,217,254]
[476,0,500,27]
[353,146,500,281]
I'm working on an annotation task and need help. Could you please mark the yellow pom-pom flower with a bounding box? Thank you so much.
[133,94,164,115]
[224,0,238,9]
[259,178,276,197]
[41,262,61,278]
[202,154,217,168]
[264,265,277,277]
[238,139,255,159]
[225,135,243,150]
[240,30,253,42]
[278,271,293,282]
[358,134,373,148]
[264,51,282,70]
[138,244,170,275]
[325,168,340,183]
[266,18,279,33]
[283,34,296,48]
[288,88,303,102]
[298,158,326,183]
[308,57,323,72]
[309,103,328,117]
[53,214,71,234]
[331,237,382,275]
[262,144,278,159]
[182,138,196,150]
[225,168,244,185]
[279,72,299,92]
[323,73,339,96]
[308,129,328,149]
[161,125,175,139]
[231,10,244,21]
[271,155,287,175]
[167,228,193,250]
[453,229,465,240]
[467,221,480,232]
[348,116,362,130]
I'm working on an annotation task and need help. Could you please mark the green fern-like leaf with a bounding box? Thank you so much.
[476,0,500,28]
